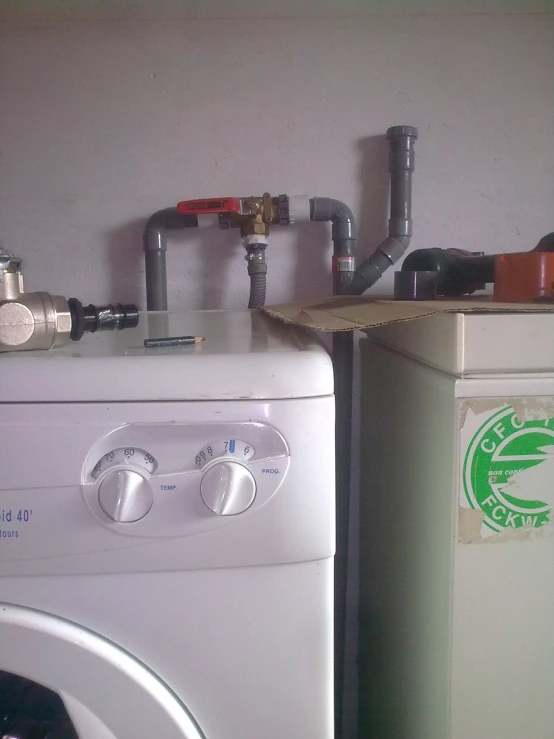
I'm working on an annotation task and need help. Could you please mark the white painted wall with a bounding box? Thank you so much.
[1,15,553,310]
[1,12,553,739]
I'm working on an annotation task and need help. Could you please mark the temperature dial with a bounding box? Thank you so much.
[201,461,256,516]
[91,447,157,480]
[98,470,153,523]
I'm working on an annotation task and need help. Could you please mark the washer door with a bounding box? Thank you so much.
[0,603,205,739]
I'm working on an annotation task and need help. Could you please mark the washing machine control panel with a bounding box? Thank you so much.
[195,439,255,468]
[98,469,154,522]
[81,423,289,537]
[91,447,158,479]
[200,460,256,515]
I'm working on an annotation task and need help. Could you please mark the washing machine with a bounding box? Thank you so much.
[0,310,335,739]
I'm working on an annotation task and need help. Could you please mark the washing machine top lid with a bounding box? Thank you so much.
[0,310,333,402]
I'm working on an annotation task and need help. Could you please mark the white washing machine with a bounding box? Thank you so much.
[0,310,335,739]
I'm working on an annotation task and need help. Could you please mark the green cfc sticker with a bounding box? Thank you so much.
[463,406,554,532]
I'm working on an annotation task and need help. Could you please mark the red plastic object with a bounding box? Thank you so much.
[494,252,554,303]
[176,197,241,215]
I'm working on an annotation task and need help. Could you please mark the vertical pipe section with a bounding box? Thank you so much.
[349,126,418,295]
[143,208,199,311]
[331,328,353,739]
[310,197,356,295]
[310,197,356,739]
[145,251,168,312]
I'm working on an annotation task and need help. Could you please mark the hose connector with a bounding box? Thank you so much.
[244,237,268,309]
[68,299,139,341]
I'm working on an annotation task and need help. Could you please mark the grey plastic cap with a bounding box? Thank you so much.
[387,125,418,139]
[394,270,438,300]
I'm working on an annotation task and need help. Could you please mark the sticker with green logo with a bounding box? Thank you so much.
[463,405,554,532]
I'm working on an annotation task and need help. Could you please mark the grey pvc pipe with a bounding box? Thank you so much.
[533,232,554,252]
[309,195,357,739]
[143,207,199,311]
[310,197,356,241]
[390,170,412,225]
[145,251,168,312]
[349,125,418,295]
[310,197,357,295]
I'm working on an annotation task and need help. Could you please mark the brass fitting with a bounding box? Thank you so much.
[0,250,140,353]
[227,192,280,237]
[0,252,72,352]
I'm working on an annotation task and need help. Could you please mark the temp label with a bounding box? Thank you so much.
[0,509,33,540]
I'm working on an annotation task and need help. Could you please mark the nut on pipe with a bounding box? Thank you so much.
[0,266,24,301]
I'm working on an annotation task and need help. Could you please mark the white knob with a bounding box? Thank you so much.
[98,469,153,523]
[201,461,256,516]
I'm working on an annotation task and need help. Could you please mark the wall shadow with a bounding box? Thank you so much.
[292,219,331,300]
[195,227,242,309]
[105,219,146,307]
[356,134,389,267]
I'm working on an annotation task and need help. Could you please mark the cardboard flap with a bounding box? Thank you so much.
[262,295,554,331]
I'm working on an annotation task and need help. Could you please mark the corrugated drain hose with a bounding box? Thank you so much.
[246,244,267,308]
[248,271,267,309]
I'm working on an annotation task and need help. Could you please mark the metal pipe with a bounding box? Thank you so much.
[309,195,357,739]
[143,208,199,311]
[349,125,418,295]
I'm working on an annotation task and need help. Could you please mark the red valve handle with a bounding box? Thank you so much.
[176,197,241,215]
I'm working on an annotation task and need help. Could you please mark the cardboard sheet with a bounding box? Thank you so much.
[262,295,554,332]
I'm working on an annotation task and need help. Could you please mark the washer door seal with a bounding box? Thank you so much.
[0,602,205,739]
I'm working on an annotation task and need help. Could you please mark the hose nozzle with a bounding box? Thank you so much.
[68,299,139,341]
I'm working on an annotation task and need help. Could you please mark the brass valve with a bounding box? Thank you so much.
[0,250,139,353]
[176,192,290,238]
[0,251,72,352]
[225,193,280,237]
[174,193,293,310]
